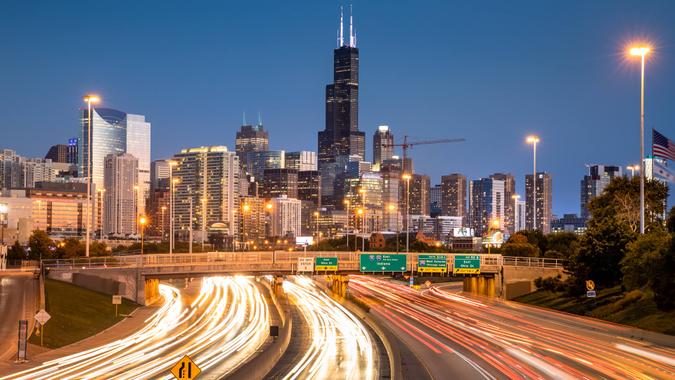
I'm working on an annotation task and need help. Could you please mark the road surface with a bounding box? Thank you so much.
[0,272,38,362]
[1,276,269,380]
[350,276,675,379]
[280,276,378,380]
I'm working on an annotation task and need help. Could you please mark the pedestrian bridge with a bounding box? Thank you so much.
[43,251,565,303]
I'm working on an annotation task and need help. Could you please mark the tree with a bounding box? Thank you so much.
[545,232,580,260]
[28,230,55,260]
[89,241,109,256]
[501,232,540,257]
[588,177,668,234]
[652,238,675,310]
[55,238,85,258]
[567,177,668,292]
[621,228,670,290]
[7,241,26,261]
[513,230,547,255]
[667,206,675,234]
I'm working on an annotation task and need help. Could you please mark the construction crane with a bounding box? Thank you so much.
[383,135,466,174]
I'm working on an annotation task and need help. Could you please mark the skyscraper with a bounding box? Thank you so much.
[261,168,298,199]
[45,144,69,163]
[298,170,321,207]
[67,138,79,165]
[580,164,621,220]
[469,178,505,236]
[241,150,285,181]
[125,114,151,216]
[441,174,467,221]
[373,125,394,171]
[103,153,138,236]
[150,159,170,191]
[172,146,240,240]
[318,7,364,206]
[525,172,553,233]
[235,121,269,157]
[405,174,430,216]
[514,199,526,232]
[285,151,318,171]
[270,195,302,237]
[429,184,442,217]
[79,108,127,191]
[490,173,515,234]
[79,107,151,209]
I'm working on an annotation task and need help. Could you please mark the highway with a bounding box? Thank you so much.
[0,272,38,362]
[1,276,269,380]
[350,276,675,380]
[280,276,378,380]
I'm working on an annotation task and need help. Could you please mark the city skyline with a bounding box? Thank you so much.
[2,1,675,215]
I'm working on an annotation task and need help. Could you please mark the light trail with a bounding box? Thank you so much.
[350,276,675,379]
[2,276,269,380]
[282,276,377,380]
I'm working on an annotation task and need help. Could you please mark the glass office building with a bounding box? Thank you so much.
[79,108,127,191]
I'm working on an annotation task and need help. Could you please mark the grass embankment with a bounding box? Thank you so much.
[29,279,138,348]
[515,287,675,335]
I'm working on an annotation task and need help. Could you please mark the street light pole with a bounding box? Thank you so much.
[630,46,650,234]
[139,216,147,255]
[83,94,100,257]
[526,136,539,231]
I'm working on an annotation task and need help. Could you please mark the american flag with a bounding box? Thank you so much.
[653,129,675,161]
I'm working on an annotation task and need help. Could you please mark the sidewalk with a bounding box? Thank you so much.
[0,304,160,374]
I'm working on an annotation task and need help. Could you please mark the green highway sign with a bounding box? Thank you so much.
[453,255,481,274]
[360,253,407,272]
[418,255,447,273]
[315,257,338,271]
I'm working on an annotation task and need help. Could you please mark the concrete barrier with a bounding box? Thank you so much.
[72,273,121,296]
[224,280,292,380]
[504,280,533,300]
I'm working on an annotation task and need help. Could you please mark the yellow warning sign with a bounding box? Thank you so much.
[170,355,201,380]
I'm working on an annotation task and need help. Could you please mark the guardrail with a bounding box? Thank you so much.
[42,252,564,272]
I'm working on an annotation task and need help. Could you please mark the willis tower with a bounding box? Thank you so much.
[318,6,365,207]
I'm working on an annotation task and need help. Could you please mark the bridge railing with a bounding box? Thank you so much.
[42,251,564,271]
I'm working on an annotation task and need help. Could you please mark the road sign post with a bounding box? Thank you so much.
[315,257,338,272]
[359,253,407,273]
[170,355,201,380]
[17,320,27,362]
[585,280,596,297]
[418,254,447,274]
[112,295,122,317]
[34,309,51,347]
[453,255,481,275]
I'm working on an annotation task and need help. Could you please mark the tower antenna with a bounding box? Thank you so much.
[339,6,344,47]
[349,4,354,47]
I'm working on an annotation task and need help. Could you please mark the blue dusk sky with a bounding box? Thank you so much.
[1,0,674,215]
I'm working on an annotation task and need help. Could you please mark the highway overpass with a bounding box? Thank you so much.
[42,252,565,304]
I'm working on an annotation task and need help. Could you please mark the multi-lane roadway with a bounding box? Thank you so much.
[350,276,675,379]
[280,276,378,380]
[1,276,270,380]
[3,273,674,379]
[0,272,38,362]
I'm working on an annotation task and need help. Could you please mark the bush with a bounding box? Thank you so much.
[534,275,564,292]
